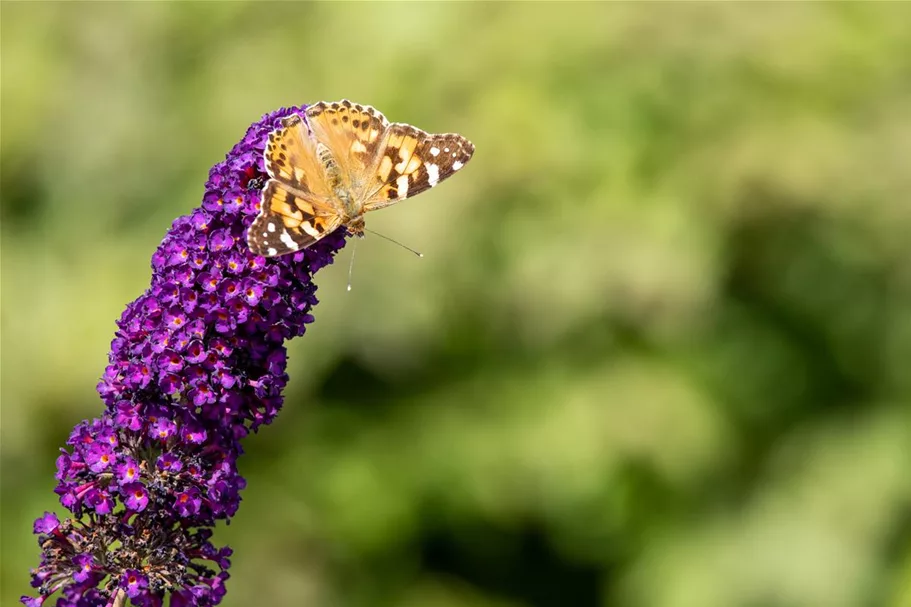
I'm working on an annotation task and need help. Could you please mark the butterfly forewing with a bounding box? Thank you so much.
[305,100,389,198]
[365,125,474,210]
[264,114,331,202]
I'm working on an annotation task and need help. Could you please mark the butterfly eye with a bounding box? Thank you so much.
[246,177,265,191]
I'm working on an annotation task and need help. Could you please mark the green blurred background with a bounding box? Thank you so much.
[3,3,911,606]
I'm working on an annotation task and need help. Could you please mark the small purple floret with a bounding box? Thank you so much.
[72,553,94,583]
[115,458,140,485]
[84,443,114,473]
[157,452,183,473]
[121,569,148,598]
[32,512,59,535]
[174,486,203,517]
[122,482,149,512]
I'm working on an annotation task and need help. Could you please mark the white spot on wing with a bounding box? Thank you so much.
[267,223,276,233]
[452,160,464,171]
[396,174,409,198]
[279,230,300,251]
[430,147,440,157]
[301,222,320,238]
[267,247,278,256]
[351,140,368,153]
[426,163,440,187]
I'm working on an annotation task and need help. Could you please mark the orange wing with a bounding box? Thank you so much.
[305,100,389,200]
[264,113,334,204]
[249,114,343,256]
[247,181,343,257]
[364,125,474,210]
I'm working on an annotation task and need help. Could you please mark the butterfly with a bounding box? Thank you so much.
[247,100,475,257]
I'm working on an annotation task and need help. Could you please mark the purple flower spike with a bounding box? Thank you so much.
[24,105,348,607]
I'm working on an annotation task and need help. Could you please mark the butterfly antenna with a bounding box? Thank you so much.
[364,228,423,258]
[347,238,358,292]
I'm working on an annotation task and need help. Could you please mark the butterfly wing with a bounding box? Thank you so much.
[264,113,334,202]
[248,114,343,257]
[305,100,390,199]
[248,181,344,256]
[363,125,474,210]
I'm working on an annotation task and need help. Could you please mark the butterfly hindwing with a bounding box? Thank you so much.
[247,180,343,257]
[365,125,474,210]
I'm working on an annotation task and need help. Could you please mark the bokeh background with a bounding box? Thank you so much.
[3,3,911,607]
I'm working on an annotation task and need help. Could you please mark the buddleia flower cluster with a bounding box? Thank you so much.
[23,106,347,607]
